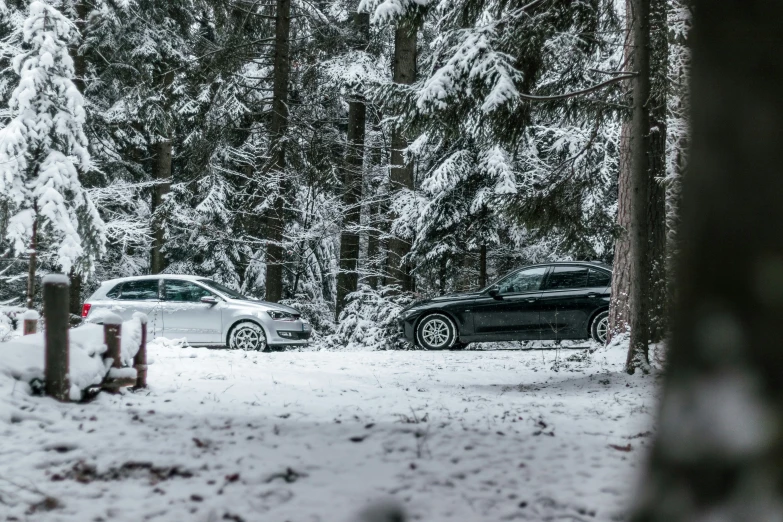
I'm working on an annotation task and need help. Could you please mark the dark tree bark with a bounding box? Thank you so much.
[365,198,381,289]
[264,0,291,303]
[336,11,370,319]
[68,270,82,316]
[68,0,89,314]
[625,0,652,373]
[386,17,417,292]
[609,122,631,341]
[26,214,37,310]
[479,243,487,288]
[150,139,172,274]
[632,1,783,519]
[646,0,668,344]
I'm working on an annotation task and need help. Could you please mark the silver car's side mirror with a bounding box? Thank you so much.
[201,295,219,305]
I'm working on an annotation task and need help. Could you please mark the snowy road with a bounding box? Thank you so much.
[0,344,659,521]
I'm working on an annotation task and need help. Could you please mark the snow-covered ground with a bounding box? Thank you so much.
[0,334,660,521]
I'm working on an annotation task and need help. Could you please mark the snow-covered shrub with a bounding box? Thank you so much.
[0,316,144,401]
[280,296,336,338]
[330,284,415,350]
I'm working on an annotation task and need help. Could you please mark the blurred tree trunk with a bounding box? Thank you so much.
[336,11,370,319]
[632,1,783,519]
[626,0,652,373]
[386,17,417,292]
[265,0,291,303]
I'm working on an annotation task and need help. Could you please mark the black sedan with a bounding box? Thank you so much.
[398,262,612,349]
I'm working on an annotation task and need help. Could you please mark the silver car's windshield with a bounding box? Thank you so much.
[198,279,247,300]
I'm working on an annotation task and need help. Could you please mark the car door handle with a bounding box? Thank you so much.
[587,293,598,298]
[527,298,537,302]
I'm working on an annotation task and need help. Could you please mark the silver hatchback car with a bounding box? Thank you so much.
[82,275,311,350]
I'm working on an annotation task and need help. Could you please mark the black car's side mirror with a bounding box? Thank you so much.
[487,286,503,300]
[201,295,219,305]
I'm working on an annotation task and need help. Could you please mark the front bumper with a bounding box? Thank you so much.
[266,319,312,346]
[397,314,418,343]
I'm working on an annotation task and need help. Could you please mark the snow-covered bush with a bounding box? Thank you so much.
[0,316,144,402]
[330,284,415,350]
[280,296,336,338]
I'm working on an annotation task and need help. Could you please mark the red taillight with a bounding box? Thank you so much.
[81,303,91,318]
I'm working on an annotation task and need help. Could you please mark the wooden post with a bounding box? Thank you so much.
[102,313,122,370]
[133,313,148,389]
[23,309,39,335]
[101,313,136,390]
[43,274,70,401]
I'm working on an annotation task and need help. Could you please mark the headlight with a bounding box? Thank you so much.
[268,310,296,321]
[399,308,422,320]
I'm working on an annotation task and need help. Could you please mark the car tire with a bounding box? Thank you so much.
[590,311,610,345]
[416,314,457,350]
[228,321,268,352]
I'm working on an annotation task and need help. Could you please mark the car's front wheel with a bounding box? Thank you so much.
[228,321,268,351]
[590,311,610,345]
[416,314,457,350]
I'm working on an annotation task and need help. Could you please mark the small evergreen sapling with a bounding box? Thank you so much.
[0,1,104,284]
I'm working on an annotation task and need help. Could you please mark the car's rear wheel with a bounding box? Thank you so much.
[416,314,457,350]
[228,321,268,351]
[590,311,610,345]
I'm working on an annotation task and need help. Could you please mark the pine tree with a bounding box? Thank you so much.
[0,1,104,308]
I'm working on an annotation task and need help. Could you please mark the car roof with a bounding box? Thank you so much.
[100,274,207,286]
[531,261,612,271]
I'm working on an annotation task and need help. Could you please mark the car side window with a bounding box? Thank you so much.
[543,267,590,290]
[589,269,611,287]
[164,280,213,302]
[106,284,122,299]
[117,280,159,300]
[497,267,547,294]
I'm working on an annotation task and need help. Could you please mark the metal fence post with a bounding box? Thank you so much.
[23,309,39,335]
[43,275,70,401]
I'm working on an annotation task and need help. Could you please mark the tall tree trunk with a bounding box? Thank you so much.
[646,0,668,344]
[265,0,291,303]
[150,139,172,274]
[26,215,37,310]
[479,243,487,289]
[336,11,370,319]
[664,0,690,343]
[609,122,632,341]
[365,199,380,289]
[632,1,783,519]
[386,17,417,292]
[626,0,652,373]
[68,0,88,314]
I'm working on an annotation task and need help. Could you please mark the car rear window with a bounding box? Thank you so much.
[544,266,590,290]
[117,280,160,300]
[589,269,611,287]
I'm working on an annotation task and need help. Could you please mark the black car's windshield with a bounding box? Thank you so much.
[198,279,247,300]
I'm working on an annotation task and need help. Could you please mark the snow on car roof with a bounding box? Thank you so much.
[100,274,205,285]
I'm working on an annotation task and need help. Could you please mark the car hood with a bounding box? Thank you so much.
[226,298,301,315]
[404,290,482,310]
